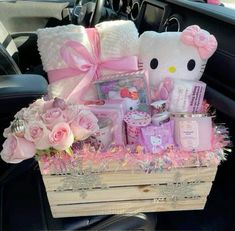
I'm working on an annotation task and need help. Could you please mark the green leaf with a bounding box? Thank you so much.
[65,147,73,157]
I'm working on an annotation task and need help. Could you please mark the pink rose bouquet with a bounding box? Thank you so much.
[0,97,99,163]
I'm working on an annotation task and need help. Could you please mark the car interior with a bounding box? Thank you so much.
[0,0,234,230]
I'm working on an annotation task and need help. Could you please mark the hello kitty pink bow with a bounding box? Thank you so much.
[120,88,139,100]
[181,25,218,59]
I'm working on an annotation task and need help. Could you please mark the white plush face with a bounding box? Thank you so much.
[125,97,140,111]
[139,32,207,88]
[108,87,140,111]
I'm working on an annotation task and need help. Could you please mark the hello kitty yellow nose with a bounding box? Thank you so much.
[168,66,176,73]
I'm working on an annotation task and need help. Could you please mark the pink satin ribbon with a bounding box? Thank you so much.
[48,28,138,103]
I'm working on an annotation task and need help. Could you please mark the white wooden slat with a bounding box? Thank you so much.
[42,166,217,191]
[47,182,212,205]
[50,198,207,218]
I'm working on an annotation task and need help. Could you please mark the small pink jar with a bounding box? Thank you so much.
[171,113,212,152]
[124,111,151,145]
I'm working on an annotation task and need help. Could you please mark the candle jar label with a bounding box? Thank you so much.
[179,121,199,149]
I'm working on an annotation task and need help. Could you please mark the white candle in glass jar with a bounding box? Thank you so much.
[171,113,212,152]
[95,118,113,150]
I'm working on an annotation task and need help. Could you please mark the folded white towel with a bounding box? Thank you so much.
[37,24,90,72]
[95,20,139,60]
[37,21,139,103]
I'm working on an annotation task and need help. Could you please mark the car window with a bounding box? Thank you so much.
[13,0,76,7]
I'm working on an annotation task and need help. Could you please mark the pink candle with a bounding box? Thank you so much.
[124,111,151,145]
[171,113,212,152]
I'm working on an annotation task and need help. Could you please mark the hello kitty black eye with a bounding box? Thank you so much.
[187,59,196,71]
[130,107,133,110]
[150,58,158,69]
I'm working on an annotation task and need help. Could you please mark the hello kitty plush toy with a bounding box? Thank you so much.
[108,87,140,111]
[139,25,218,112]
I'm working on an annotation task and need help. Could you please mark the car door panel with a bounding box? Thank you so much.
[0,1,69,34]
[0,0,70,70]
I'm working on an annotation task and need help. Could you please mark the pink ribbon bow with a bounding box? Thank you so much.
[48,28,138,103]
[180,25,218,59]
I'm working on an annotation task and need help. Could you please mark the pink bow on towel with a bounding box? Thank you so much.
[48,28,138,103]
[180,25,218,59]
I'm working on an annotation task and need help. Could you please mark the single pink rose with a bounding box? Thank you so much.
[0,134,35,164]
[15,99,44,121]
[63,105,81,123]
[14,108,26,120]
[14,107,40,122]
[41,107,65,129]
[3,126,11,138]
[23,107,41,121]
[43,100,54,112]
[70,110,99,140]
[49,122,74,151]
[24,121,50,150]
[29,98,44,110]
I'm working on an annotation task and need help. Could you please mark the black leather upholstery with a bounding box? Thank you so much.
[0,74,48,131]
[0,74,47,98]
[0,28,47,79]
[88,213,150,230]
[0,44,21,75]
[205,86,235,120]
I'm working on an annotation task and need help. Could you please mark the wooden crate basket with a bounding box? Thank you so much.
[39,164,217,218]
